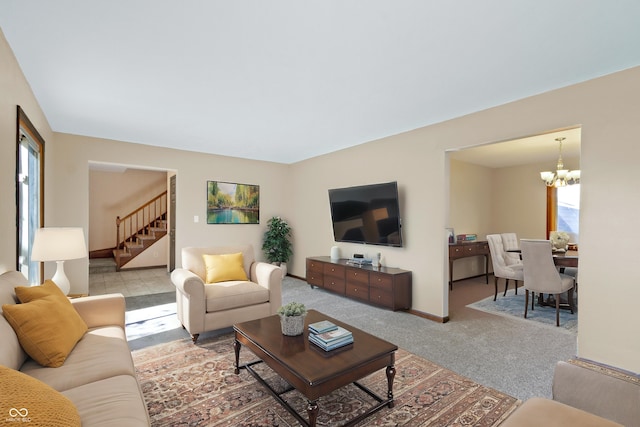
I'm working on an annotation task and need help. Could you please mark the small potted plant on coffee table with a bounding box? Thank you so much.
[277,302,307,336]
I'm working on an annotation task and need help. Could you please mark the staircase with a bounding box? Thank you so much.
[113,192,168,270]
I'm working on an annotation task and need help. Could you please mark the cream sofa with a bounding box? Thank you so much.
[171,244,282,343]
[0,270,150,426]
[501,360,639,427]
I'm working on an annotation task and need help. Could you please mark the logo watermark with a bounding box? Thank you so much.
[6,408,30,423]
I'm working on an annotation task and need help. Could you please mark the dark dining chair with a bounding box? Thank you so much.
[520,239,575,327]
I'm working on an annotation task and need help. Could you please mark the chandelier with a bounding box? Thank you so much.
[540,137,580,187]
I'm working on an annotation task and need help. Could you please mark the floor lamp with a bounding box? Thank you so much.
[31,227,87,295]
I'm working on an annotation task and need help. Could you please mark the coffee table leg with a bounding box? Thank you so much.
[233,339,241,375]
[307,400,319,427]
[386,363,396,408]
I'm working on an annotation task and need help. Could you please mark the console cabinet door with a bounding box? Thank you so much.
[323,263,346,294]
[306,259,324,287]
[346,267,369,302]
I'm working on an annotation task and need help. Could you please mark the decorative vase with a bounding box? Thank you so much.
[280,313,306,336]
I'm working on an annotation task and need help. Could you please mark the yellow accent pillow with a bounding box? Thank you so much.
[203,252,249,283]
[2,280,88,368]
[0,365,81,426]
[14,279,64,302]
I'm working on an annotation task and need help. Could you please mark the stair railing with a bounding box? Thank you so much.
[115,191,168,267]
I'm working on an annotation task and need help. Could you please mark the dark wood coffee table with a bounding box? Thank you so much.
[233,309,397,427]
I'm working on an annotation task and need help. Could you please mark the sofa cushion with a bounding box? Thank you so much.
[205,280,269,312]
[203,252,249,283]
[553,360,640,427]
[62,374,150,427]
[0,271,29,370]
[500,397,622,427]
[2,280,88,368]
[0,365,81,426]
[20,325,136,392]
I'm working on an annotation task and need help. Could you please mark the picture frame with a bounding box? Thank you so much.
[446,228,455,244]
[207,181,260,224]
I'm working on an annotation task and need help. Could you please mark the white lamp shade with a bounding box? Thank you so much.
[31,227,87,262]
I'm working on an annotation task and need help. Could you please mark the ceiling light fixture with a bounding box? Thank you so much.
[540,137,580,187]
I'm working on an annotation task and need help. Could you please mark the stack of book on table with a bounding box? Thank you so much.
[308,320,353,351]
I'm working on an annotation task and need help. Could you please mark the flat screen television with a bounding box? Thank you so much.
[328,181,403,247]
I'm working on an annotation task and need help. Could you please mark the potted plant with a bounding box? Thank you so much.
[277,302,307,336]
[262,216,293,277]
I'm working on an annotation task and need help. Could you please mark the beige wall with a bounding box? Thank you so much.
[50,133,290,292]
[0,29,54,273]
[1,27,638,373]
[448,159,493,280]
[290,67,640,373]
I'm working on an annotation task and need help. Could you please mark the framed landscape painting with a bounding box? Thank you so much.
[207,181,260,224]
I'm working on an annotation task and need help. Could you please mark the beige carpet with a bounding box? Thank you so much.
[132,334,520,426]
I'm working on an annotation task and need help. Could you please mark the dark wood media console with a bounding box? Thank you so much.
[306,256,412,311]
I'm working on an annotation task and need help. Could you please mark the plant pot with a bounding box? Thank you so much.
[273,262,287,278]
[279,313,306,336]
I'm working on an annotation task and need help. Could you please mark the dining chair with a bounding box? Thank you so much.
[486,234,524,301]
[520,239,575,327]
[500,232,522,266]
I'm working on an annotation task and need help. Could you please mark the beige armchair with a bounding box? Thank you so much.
[171,245,282,343]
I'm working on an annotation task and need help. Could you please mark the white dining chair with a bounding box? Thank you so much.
[486,234,524,301]
[520,239,575,327]
[500,232,523,266]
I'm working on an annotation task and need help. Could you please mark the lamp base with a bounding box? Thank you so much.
[51,260,71,295]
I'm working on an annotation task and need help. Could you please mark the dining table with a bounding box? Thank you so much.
[552,250,578,268]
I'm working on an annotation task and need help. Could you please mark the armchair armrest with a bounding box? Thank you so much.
[250,262,282,311]
[171,268,206,299]
[250,262,281,289]
[71,294,125,329]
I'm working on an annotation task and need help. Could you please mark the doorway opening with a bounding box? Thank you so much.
[446,126,581,319]
[88,161,176,297]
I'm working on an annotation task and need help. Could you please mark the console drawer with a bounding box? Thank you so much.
[306,259,324,286]
[324,276,345,294]
[346,283,369,302]
[370,272,392,291]
[370,288,393,307]
[307,271,323,287]
[323,263,345,279]
[306,259,323,273]
[346,267,369,285]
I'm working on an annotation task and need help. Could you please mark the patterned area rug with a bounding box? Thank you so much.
[132,334,519,426]
[467,289,577,333]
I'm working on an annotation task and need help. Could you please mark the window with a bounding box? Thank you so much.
[16,106,45,285]
[546,184,580,243]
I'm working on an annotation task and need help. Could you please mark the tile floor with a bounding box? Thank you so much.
[89,267,174,297]
[89,265,184,348]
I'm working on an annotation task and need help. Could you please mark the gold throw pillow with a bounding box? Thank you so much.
[0,365,81,426]
[203,252,249,283]
[2,280,88,368]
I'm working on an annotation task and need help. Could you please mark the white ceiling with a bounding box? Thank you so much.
[1,1,639,165]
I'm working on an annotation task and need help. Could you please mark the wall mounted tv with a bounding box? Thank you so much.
[328,181,403,247]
